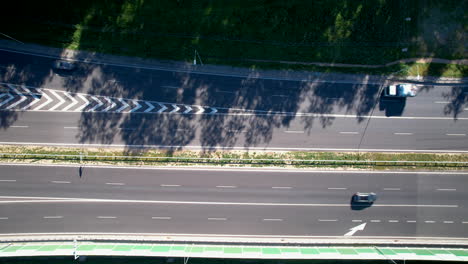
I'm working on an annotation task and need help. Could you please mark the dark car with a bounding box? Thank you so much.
[53,60,76,71]
[352,192,377,203]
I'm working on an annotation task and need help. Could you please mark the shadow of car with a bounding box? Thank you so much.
[379,90,406,116]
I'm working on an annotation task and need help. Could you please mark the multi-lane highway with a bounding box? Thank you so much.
[0,49,467,152]
[0,164,467,238]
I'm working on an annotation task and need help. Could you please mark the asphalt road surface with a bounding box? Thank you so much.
[1,49,468,152]
[1,164,467,238]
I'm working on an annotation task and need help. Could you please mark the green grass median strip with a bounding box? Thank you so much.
[337,248,358,255]
[355,248,378,254]
[203,247,223,252]
[77,245,96,251]
[317,248,338,254]
[262,248,281,255]
[224,247,242,254]
[37,245,60,252]
[95,245,116,250]
[2,145,466,171]
[280,248,300,253]
[377,248,397,255]
[189,247,204,253]
[411,249,433,255]
[151,246,171,252]
[429,249,451,255]
[2,246,23,252]
[393,248,412,254]
[133,245,152,250]
[243,247,261,253]
[58,245,74,249]
[113,245,134,251]
[300,248,319,255]
[448,250,468,257]
[171,246,187,251]
[21,245,42,250]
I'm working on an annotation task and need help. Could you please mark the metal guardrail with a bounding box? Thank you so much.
[0,153,467,167]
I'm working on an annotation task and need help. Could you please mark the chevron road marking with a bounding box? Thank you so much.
[195,106,205,114]
[157,102,167,113]
[62,92,78,111]
[0,93,14,108]
[130,100,142,112]
[33,89,54,110]
[89,96,103,112]
[5,86,27,110]
[170,104,180,113]
[48,90,66,111]
[183,105,192,114]
[101,97,116,112]
[210,108,218,114]
[19,86,41,110]
[144,102,155,113]
[74,94,89,112]
[116,98,129,112]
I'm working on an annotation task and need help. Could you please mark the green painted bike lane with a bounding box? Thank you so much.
[1,242,468,261]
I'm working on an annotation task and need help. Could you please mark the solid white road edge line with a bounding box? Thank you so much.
[0,195,459,207]
[2,163,468,174]
[2,141,468,153]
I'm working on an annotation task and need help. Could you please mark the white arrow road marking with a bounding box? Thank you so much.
[116,98,129,112]
[130,100,142,112]
[101,97,116,112]
[210,108,218,114]
[48,90,66,111]
[144,101,155,112]
[89,96,103,112]
[169,104,180,113]
[5,86,27,109]
[62,92,79,111]
[21,86,41,110]
[0,93,14,108]
[75,94,90,112]
[183,105,192,114]
[344,223,367,236]
[157,103,168,113]
[195,106,205,114]
[33,90,53,110]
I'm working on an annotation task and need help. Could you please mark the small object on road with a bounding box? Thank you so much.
[53,60,76,71]
[384,83,418,98]
[352,192,377,203]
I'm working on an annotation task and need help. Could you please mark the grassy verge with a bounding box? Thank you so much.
[1,0,466,77]
[0,145,467,171]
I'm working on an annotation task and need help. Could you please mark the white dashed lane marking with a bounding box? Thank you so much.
[151,217,172,220]
[327,188,347,190]
[97,216,117,219]
[10,125,28,128]
[160,184,181,187]
[436,188,456,191]
[425,221,436,223]
[272,186,292,189]
[43,216,63,219]
[216,186,237,188]
[383,188,401,191]
[0,180,16,182]
[394,133,413,135]
[446,134,466,136]
[0,217,9,220]
[339,132,359,134]
[318,219,337,222]
[406,220,417,223]
[64,127,78,129]
[284,130,304,133]
[263,219,283,221]
[105,182,125,186]
[371,220,381,223]
[352,220,362,222]
[51,181,70,184]
[208,218,227,221]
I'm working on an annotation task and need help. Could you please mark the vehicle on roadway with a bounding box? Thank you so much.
[53,60,76,71]
[383,83,418,98]
[352,192,377,203]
